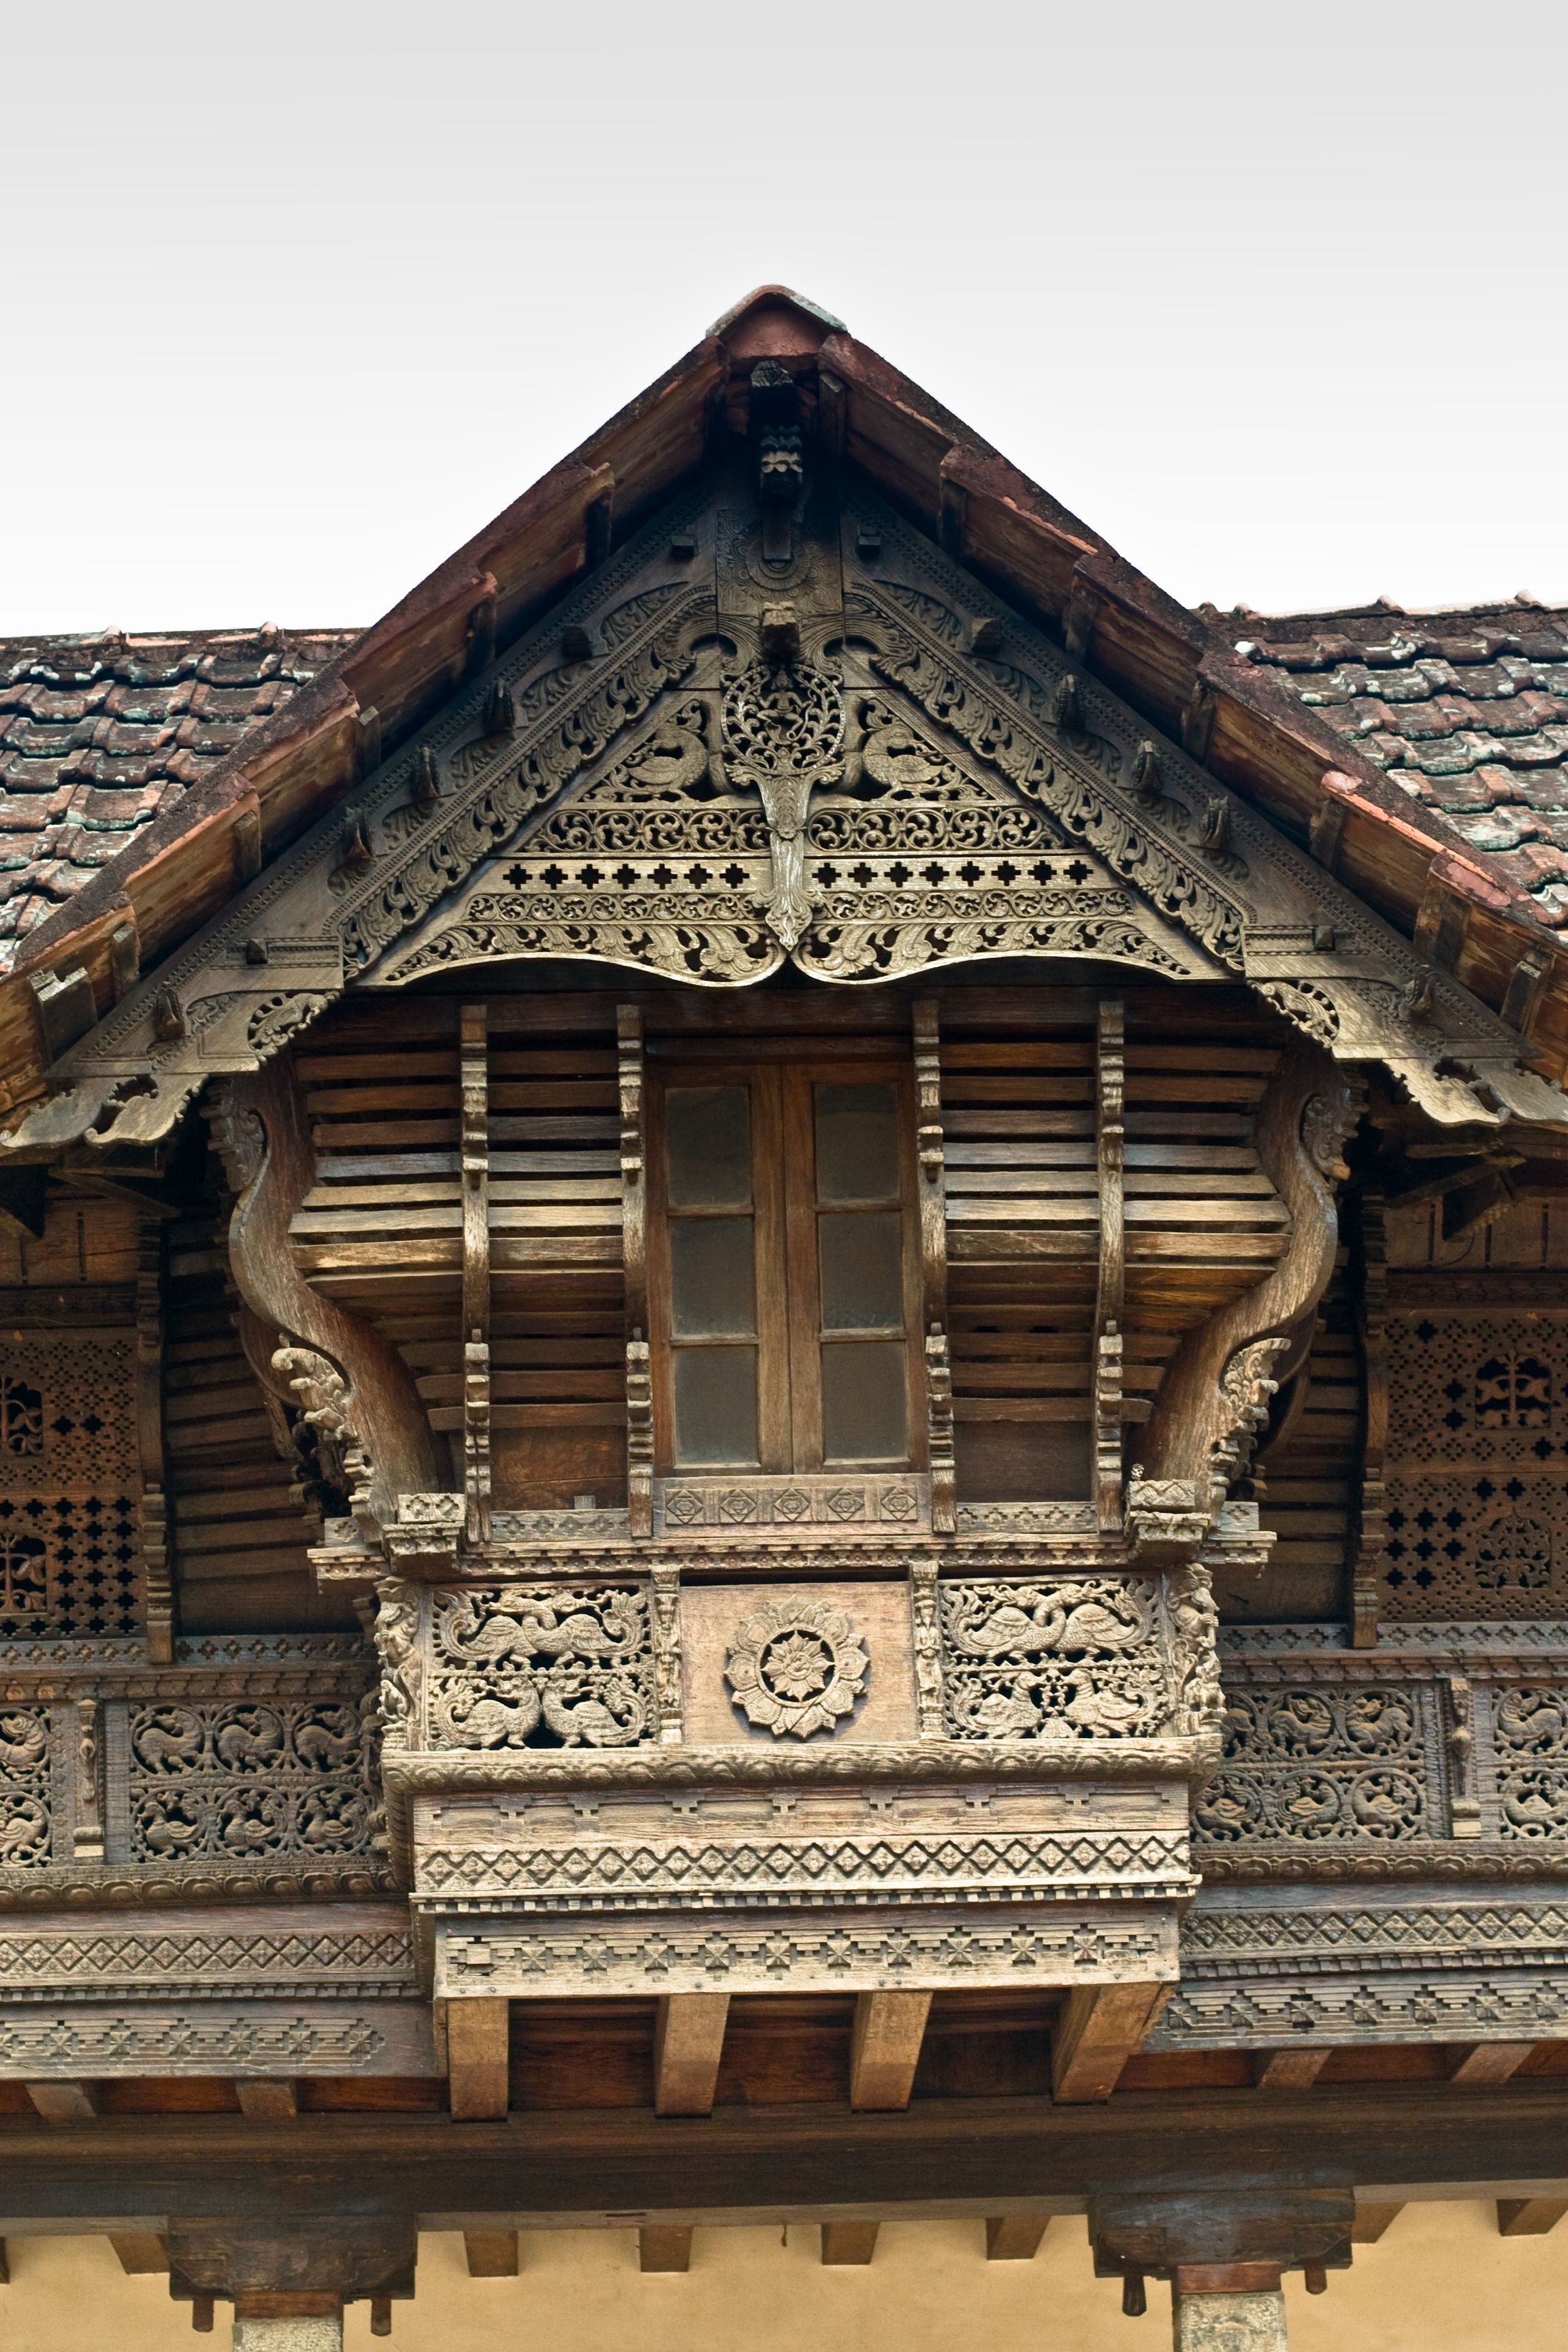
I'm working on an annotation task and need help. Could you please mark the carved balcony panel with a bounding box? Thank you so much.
[0,1633,385,1904]
[384,1552,1224,2003]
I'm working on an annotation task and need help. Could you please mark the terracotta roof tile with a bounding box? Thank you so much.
[1235,600,1568,935]
[0,625,358,966]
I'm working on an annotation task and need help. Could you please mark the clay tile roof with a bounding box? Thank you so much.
[1232,598,1568,932]
[0,625,359,967]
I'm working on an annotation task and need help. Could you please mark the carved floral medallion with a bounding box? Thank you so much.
[723,1598,869,1740]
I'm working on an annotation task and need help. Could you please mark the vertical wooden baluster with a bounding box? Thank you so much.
[135,1222,172,1662]
[1350,1189,1388,1649]
[619,1005,652,1536]
[461,1004,491,1548]
[913,999,953,1534]
[1094,998,1126,1533]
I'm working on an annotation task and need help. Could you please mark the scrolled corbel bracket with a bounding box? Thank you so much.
[1135,1042,1350,1519]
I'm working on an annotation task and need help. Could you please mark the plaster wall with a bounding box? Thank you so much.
[0,2204,1558,2350]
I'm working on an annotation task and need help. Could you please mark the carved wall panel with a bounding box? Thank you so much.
[127,1698,374,1866]
[1384,1313,1568,1618]
[939,1576,1169,1742]
[1194,1684,1439,1844]
[0,1495,141,1641]
[425,1584,655,1750]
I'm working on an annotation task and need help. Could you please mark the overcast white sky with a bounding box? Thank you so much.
[1,0,1562,635]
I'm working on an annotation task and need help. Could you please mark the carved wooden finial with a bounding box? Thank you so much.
[561,624,592,664]
[151,984,186,1044]
[1052,672,1080,731]
[1132,741,1162,803]
[410,744,440,815]
[1200,798,1232,857]
[483,680,516,737]
[336,809,374,879]
[968,617,1002,658]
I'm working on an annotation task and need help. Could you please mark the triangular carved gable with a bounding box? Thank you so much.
[9,467,1564,1154]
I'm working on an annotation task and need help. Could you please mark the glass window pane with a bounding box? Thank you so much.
[670,1217,756,1336]
[815,1083,900,1203]
[819,1211,904,1331]
[666,1086,752,1207]
[821,1341,908,1463]
[674,1346,759,1465]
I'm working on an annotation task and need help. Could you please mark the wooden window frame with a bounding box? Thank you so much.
[648,1058,923,1476]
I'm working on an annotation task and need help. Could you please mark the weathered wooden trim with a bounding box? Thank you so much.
[638,2225,692,2272]
[985,2216,1049,2260]
[462,2231,521,2274]
[821,2221,879,2265]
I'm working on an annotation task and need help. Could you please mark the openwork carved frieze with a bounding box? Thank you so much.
[723,1597,868,1740]
[426,1584,655,1750]
[655,1475,925,1534]
[940,1576,1168,1742]
[129,1699,375,1866]
[1195,1686,1435,1844]
[1492,1686,1568,1838]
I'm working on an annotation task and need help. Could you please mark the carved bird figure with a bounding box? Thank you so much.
[1062,1676,1150,1737]
[445,1689,542,1748]
[540,1681,645,1747]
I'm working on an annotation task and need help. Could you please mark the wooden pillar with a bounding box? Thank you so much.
[135,1220,173,1661]
[1172,2268,1287,2351]
[620,1005,653,1536]
[1093,998,1126,1533]
[231,2298,342,2352]
[913,1000,953,1533]
[460,1003,491,1546]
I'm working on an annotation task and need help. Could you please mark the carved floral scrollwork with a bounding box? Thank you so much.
[427,1585,653,1750]
[723,1597,868,1740]
[938,1577,1167,1742]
